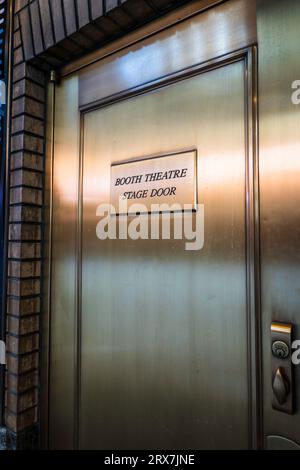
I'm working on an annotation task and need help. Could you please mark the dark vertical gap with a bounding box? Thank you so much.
[74,113,84,450]
[47,0,57,48]
[0,0,12,428]
[87,0,92,22]
[18,13,26,61]
[24,4,36,60]
[60,0,69,40]
[28,2,38,56]
[73,0,79,32]
[144,0,160,14]
[39,67,50,450]
[48,1,72,58]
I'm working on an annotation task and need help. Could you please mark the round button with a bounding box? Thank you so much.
[272,340,290,359]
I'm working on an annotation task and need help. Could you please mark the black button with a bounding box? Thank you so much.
[272,340,290,359]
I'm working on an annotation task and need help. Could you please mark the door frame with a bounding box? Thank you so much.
[43,4,261,450]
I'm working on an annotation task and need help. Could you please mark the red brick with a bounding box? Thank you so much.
[9,223,41,241]
[7,297,40,317]
[6,370,39,394]
[8,260,41,278]
[7,333,39,355]
[8,242,41,259]
[7,315,39,336]
[6,351,39,375]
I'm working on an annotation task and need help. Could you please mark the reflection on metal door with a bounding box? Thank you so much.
[45,0,300,452]
[76,60,249,450]
[46,2,260,448]
[48,54,259,449]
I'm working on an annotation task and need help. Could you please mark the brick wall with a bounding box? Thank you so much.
[4,0,193,449]
[0,0,8,440]
[5,4,46,449]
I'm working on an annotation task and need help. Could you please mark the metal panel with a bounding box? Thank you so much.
[30,1,44,56]
[38,0,55,50]
[90,0,103,20]
[257,0,300,447]
[62,0,77,36]
[40,77,55,449]
[47,0,260,449]
[80,60,249,449]
[50,0,66,43]
[76,0,90,29]
[19,7,34,61]
[47,76,80,449]
[77,0,256,108]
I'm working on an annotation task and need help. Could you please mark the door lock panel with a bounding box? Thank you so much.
[271,322,294,414]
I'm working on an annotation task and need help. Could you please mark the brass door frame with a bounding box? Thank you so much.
[43,2,261,449]
[42,71,56,450]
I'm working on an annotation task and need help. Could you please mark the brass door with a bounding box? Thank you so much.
[44,0,300,452]
[49,58,256,449]
[46,1,260,450]
[79,62,248,449]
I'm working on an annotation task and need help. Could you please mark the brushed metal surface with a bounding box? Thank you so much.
[41,77,55,449]
[47,1,261,449]
[39,0,300,450]
[80,61,249,449]
[257,0,300,445]
[78,0,256,109]
[48,76,80,449]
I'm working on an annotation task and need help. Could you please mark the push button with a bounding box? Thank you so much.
[272,340,290,359]
[271,322,293,414]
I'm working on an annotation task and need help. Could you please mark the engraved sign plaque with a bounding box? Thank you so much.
[110,150,197,215]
